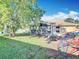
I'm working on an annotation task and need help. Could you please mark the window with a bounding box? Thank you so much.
[56,26,60,28]
[56,30,60,33]
[56,26,60,33]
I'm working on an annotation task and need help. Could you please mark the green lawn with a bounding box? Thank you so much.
[9,36,57,50]
[0,36,47,59]
[0,36,74,59]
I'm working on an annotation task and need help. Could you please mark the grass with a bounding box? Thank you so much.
[9,36,57,50]
[0,36,47,59]
[0,35,76,59]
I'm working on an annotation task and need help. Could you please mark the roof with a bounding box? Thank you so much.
[45,19,78,26]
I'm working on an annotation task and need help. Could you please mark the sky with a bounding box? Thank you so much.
[37,0,79,15]
[37,0,79,21]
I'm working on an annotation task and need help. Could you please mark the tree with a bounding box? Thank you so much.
[28,7,45,31]
[0,0,45,36]
[14,0,45,33]
[75,20,79,24]
[65,18,75,23]
[0,1,9,31]
[0,0,21,36]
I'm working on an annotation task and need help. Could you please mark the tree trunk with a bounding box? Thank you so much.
[9,33,12,37]
[12,29,15,37]
[9,28,16,37]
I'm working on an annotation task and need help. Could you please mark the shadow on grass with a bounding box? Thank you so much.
[0,36,79,59]
[14,33,41,38]
[15,33,30,36]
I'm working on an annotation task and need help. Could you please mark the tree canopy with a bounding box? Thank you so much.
[65,18,79,24]
[65,18,75,23]
[0,0,45,36]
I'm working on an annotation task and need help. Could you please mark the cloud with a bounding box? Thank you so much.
[69,11,79,16]
[41,16,54,22]
[53,12,68,19]
[41,11,79,21]
[68,11,79,19]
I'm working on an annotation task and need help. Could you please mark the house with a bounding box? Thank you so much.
[41,19,78,35]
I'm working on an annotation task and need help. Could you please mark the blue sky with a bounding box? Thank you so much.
[37,0,79,16]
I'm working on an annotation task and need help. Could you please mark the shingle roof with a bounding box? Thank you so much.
[47,19,77,26]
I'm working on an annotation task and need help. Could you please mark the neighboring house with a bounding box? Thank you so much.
[41,19,78,35]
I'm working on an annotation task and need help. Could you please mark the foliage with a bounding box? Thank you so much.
[0,1,9,31]
[75,20,79,24]
[65,18,79,24]
[0,0,45,36]
[65,18,75,23]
